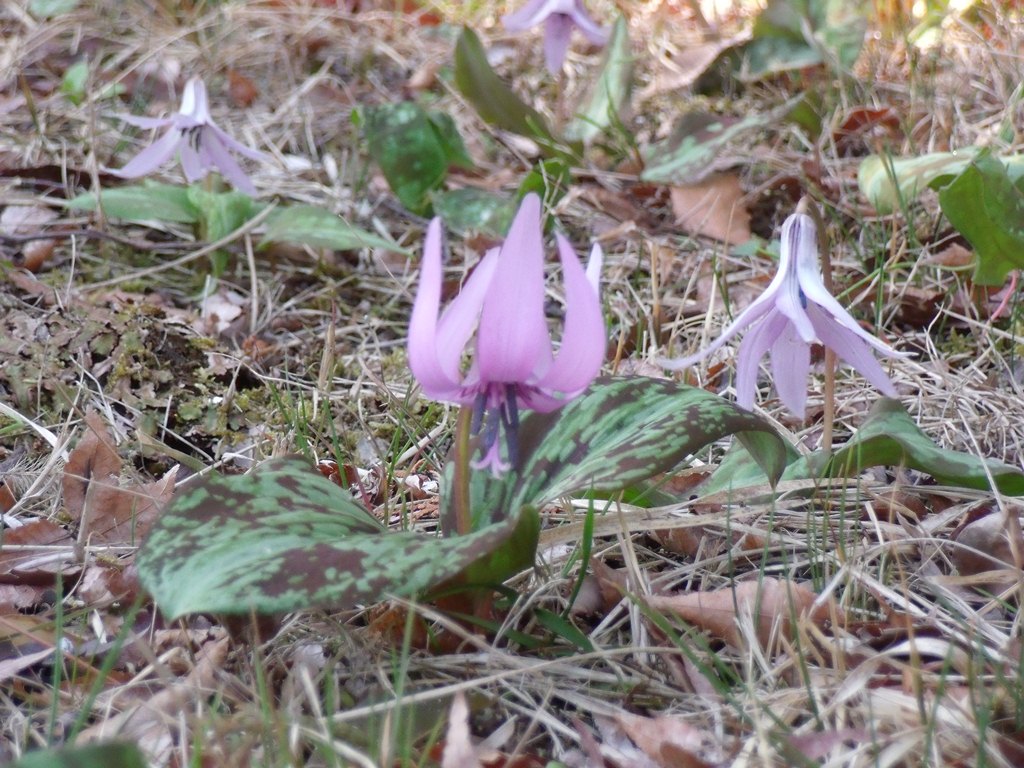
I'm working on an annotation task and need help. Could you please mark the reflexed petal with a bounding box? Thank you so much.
[202,131,257,194]
[519,387,569,413]
[808,304,898,396]
[207,123,271,162]
[408,218,466,401]
[436,246,501,379]
[733,311,788,409]
[477,193,553,383]
[178,140,205,182]
[543,13,575,72]
[568,0,609,44]
[585,242,602,294]
[536,234,605,394]
[769,320,811,416]
[502,0,564,30]
[660,293,776,371]
[180,76,211,123]
[116,114,175,129]
[108,128,182,178]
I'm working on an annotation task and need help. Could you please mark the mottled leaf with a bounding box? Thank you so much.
[136,456,531,618]
[186,187,258,243]
[431,188,515,237]
[441,377,789,537]
[67,182,199,223]
[937,151,1024,285]
[565,14,633,144]
[259,205,405,253]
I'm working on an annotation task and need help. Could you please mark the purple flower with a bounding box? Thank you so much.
[408,193,605,473]
[502,0,609,74]
[108,76,268,195]
[663,212,907,417]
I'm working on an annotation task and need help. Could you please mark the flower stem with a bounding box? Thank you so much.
[798,196,835,452]
[451,405,474,536]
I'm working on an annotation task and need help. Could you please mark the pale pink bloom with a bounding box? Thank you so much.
[663,212,906,417]
[503,0,609,74]
[409,192,605,473]
[108,76,268,195]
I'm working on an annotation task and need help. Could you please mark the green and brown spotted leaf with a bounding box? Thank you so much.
[136,456,528,618]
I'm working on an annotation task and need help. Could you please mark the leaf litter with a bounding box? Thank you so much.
[4,1,1024,766]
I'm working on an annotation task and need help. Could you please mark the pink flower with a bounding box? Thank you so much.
[663,212,907,417]
[502,0,609,74]
[409,193,605,473]
[108,76,268,195]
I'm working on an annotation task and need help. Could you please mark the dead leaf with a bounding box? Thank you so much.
[951,507,1024,579]
[646,577,837,651]
[613,711,723,768]
[62,411,177,546]
[0,205,59,272]
[670,173,751,245]
[0,519,75,583]
[441,692,483,768]
[925,242,974,268]
[227,69,259,108]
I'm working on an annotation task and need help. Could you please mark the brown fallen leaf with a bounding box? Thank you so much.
[0,204,59,271]
[0,519,75,583]
[951,507,1024,580]
[613,711,724,768]
[62,411,177,546]
[670,173,751,245]
[646,577,837,651]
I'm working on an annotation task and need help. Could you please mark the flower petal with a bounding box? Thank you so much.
[568,0,609,44]
[769,320,811,416]
[543,13,575,72]
[502,0,562,30]
[476,193,553,383]
[107,128,182,178]
[807,304,898,396]
[180,76,211,123]
[206,122,271,162]
[536,234,605,395]
[201,131,257,194]
[408,218,466,401]
[178,139,205,182]
[116,114,176,129]
[436,246,501,379]
[585,242,602,294]
[733,310,788,409]
[660,292,776,371]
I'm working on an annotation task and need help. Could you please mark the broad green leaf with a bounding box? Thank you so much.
[12,742,146,768]
[428,111,475,170]
[937,151,1024,286]
[453,26,563,154]
[565,14,633,144]
[826,398,1024,494]
[741,0,865,81]
[363,102,455,214]
[641,98,798,184]
[858,150,978,214]
[440,377,789,536]
[187,187,258,242]
[431,188,515,237]
[67,183,200,223]
[137,456,530,618]
[259,205,405,253]
[698,397,1024,496]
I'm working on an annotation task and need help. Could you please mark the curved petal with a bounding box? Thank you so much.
[206,122,271,162]
[408,218,466,401]
[180,76,211,123]
[201,132,257,194]
[178,139,205,182]
[536,234,605,395]
[771,214,816,341]
[502,0,561,30]
[585,242,603,294]
[569,0,609,44]
[733,311,788,409]
[107,128,182,178]
[437,246,501,375]
[768,320,811,416]
[808,304,898,396]
[543,13,574,72]
[660,291,777,371]
[476,193,553,384]
[116,114,175,129]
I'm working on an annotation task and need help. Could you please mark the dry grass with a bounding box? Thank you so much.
[3,0,1024,766]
